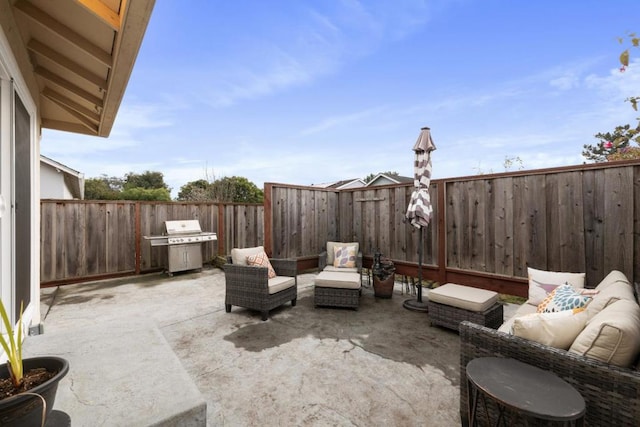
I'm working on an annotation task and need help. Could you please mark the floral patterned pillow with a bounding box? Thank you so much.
[527,267,585,305]
[246,251,276,278]
[537,283,592,313]
[333,245,356,268]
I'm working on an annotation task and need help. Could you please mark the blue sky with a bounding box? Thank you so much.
[41,0,640,198]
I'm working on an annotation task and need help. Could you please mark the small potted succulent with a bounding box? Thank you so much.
[0,300,69,427]
[372,251,396,298]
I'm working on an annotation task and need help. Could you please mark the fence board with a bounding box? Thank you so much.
[492,177,514,275]
[446,181,463,269]
[603,167,634,278]
[582,170,605,284]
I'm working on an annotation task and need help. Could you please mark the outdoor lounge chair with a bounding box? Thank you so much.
[224,246,297,321]
[315,241,363,309]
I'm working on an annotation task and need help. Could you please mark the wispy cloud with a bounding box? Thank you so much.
[299,106,387,136]
[189,1,432,108]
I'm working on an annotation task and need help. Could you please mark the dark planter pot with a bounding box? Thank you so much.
[373,273,395,298]
[0,356,69,427]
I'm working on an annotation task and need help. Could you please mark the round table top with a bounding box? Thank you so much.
[466,357,586,421]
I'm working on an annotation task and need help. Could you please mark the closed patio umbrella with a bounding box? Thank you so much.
[404,127,436,312]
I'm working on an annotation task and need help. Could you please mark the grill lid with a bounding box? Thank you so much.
[164,220,202,235]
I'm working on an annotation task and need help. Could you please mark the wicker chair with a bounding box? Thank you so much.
[318,241,363,278]
[315,241,363,309]
[224,246,297,321]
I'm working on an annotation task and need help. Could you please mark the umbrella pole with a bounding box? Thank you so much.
[403,227,429,312]
[417,227,423,303]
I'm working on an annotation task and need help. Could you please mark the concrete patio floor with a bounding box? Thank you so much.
[24,267,518,426]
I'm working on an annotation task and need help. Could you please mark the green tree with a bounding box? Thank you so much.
[124,171,169,191]
[363,171,400,184]
[583,125,640,163]
[176,176,263,203]
[84,175,124,200]
[177,179,211,201]
[84,171,171,200]
[120,187,171,201]
[211,176,263,203]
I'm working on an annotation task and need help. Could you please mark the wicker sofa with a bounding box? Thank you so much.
[459,274,640,426]
[224,246,297,321]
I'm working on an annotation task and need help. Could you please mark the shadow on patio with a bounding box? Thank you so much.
[25,267,517,426]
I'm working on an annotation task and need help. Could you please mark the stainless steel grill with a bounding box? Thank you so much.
[144,220,217,275]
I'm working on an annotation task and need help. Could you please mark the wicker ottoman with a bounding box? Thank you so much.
[427,283,503,331]
[314,271,361,310]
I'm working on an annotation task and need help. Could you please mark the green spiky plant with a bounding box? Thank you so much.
[0,300,24,389]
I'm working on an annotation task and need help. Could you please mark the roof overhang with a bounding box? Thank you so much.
[3,0,155,137]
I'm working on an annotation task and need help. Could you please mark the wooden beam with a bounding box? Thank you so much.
[14,0,113,67]
[41,118,98,135]
[28,39,108,89]
[35,66,104,108]
[74,0,122,31]
[42,87,101,123]
[44,93,100,131]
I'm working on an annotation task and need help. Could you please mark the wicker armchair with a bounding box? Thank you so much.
[224,246,297,321]
[315,242,363,309]
[318,241,363,278]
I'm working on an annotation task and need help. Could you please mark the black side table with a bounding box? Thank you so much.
[466,357,585,426]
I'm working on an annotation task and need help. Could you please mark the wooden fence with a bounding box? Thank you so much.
[41,160,640,296]
[265,160,640,297]
[40,201,263,286]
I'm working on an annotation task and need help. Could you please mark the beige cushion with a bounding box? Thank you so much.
[498,302,538,333]
[268,276,296,294]
[512,310,588,350]
[429,283,498,312]
[322,265,359,274]
[585,280,635,320]
[315,271,361,289]
[326,241,359,265]
[569,299,640,367]
[527,267,585,305]
[595,270,631,292]
[231,246,266,266]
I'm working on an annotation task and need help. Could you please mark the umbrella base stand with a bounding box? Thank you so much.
[403,298,429,312]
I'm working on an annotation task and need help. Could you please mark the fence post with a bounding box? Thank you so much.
[217,203,224,256]
[437,181,446,284]
[135,201,141,274]
[264,183,273,257]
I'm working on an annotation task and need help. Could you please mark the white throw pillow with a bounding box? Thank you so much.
[512,310,588,350]
[527,267,585,305]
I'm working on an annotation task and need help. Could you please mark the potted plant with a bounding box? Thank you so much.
[0,300,69,427]
[372,251,396,298]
